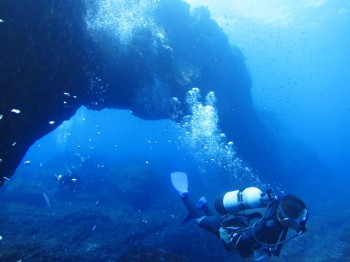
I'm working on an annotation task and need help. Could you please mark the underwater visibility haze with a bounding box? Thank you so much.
[0,0,349,261]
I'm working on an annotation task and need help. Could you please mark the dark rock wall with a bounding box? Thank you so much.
[0,0,90,185]
[0,0,318,187]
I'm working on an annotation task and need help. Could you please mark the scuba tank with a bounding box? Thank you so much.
[215,187,267,214]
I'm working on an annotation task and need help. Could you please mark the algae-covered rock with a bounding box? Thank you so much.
[339,227,350,243]
[118,246,188,262]
[111,159,164,208]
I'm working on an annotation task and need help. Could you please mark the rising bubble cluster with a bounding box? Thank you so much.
[85,0,160,48]
[180,88,262,185]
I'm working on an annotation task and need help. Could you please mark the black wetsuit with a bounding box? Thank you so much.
[220,202,288,258]
[183,197,288,258]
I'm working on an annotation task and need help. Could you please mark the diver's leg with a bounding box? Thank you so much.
[182,196,220,236]
[202,204,215,216]
[196,216,221,236]
[197,197,215,216]
[182,197,202,219]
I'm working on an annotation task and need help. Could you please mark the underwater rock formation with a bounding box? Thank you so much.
[118,246,188,262]
[0,0,90,185]
[0,0,309,186]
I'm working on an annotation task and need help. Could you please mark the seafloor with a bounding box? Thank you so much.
[0,159,235,262]
[0,159,349,262]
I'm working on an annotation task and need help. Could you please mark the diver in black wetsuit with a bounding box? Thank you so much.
[171,172,309,261]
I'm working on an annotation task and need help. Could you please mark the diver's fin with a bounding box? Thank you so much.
[171,172,189,197]
[197,196,214,216]
[196,196,207,209]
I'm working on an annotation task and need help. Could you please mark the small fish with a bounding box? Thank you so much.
[0,114,3,120]
[24,160,30,165]
[48,121,55,125]
[10,109,21,114]
[0,19,4,23]
[63,92,71,97]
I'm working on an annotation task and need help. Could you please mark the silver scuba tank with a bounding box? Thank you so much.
[215,187,267,214]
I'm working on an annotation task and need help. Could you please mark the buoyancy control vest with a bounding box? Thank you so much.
[218,198,288,257]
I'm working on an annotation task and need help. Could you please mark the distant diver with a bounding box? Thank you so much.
[171,172,309,261]
[55,167,80,192]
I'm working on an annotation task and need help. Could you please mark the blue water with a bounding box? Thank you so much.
[1,1,350,261]
[190,0,350,177]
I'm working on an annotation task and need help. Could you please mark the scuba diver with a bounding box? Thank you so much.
[171,172,309,261]
[55,168,80,192]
